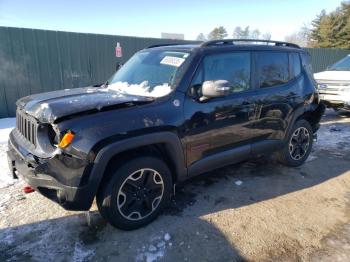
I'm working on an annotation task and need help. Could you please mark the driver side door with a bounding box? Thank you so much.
[182,51,257,171]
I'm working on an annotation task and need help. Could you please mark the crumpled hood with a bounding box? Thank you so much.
[16,86,154,123]
[314,71,350,82]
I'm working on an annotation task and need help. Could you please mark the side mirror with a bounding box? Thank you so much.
[201,80,230,101]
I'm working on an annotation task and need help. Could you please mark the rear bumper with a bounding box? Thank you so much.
[7,134,94,211]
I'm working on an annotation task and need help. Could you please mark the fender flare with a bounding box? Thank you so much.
[83,132,187,207]
[285,103,325,141]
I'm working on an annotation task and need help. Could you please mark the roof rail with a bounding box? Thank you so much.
[147,43,187,49]
[200,39,301,49]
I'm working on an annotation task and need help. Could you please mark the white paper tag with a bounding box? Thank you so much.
[160,56,185,67]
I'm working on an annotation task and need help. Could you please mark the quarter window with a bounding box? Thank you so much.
[191,52,251,95]
[290,53,301,79]
[257,52,289,88]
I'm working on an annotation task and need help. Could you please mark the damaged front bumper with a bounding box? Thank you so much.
[7,132,94,211]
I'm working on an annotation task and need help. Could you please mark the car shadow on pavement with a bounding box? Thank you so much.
[1,115,350,262]
[0,208,246,262]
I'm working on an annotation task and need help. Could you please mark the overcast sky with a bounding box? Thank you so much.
[0,0,344,40]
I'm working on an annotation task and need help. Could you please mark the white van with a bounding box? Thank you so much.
[314,54,350,111]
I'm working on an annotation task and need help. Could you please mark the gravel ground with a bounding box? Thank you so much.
[0,110,350,262]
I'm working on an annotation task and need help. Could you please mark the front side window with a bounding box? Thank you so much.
[107,50,191,97]
[257,52,289,88]
[190,52,251,96]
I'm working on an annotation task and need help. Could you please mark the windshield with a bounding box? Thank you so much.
[107,50,191,97]
[328,55,350,71]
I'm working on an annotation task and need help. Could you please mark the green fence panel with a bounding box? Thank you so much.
[305,48,350,73]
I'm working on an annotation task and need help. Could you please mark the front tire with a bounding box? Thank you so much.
[97,156,172,230]
[277,119,313,167]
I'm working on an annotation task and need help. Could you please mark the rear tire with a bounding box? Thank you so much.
[277,119,313,167]
[97,156,172,230]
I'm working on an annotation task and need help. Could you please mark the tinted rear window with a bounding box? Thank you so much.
[257,52,289,88]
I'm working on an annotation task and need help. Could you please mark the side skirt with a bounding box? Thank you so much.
[186,140,284,178]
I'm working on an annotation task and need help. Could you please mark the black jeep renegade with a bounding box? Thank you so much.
[7,39,325,230]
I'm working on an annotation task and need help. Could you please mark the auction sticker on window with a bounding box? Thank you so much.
[160,56,185,67]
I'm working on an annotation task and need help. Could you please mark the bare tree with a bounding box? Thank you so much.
[261,32,272,40]
[196,33,207,41]
[233,26,269,40]
[251,29,261,39]
[285,24,311,47]
[233,26,243,38]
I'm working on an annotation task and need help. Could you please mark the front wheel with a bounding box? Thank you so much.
[277,119,313,167]
[97,156,172,230]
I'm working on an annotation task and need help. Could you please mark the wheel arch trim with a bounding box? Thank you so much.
[84,132,187,207]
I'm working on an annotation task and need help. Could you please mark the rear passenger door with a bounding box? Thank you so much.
[249,51,303,153]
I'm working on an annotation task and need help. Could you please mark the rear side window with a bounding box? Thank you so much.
[290,53,301,79]
[257,52,289,88]
[199,52,251,94]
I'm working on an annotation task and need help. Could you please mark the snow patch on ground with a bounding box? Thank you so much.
[0,118,16,189]
[136,233,172,262]
[315,118,350,150]
[0,192,13,215]
[0,214,95,261]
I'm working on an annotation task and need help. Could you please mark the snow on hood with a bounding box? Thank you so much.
[314,71,350,82]
[107,81,173,98]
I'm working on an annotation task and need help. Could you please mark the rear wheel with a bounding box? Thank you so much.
[97,156,172,230]
[277,119,313,167]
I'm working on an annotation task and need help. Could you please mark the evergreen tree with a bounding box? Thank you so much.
[309,2,350,48]
[208,26,228,40]
[217,26,228,39]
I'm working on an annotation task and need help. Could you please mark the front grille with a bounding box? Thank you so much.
[16,109,38,146]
